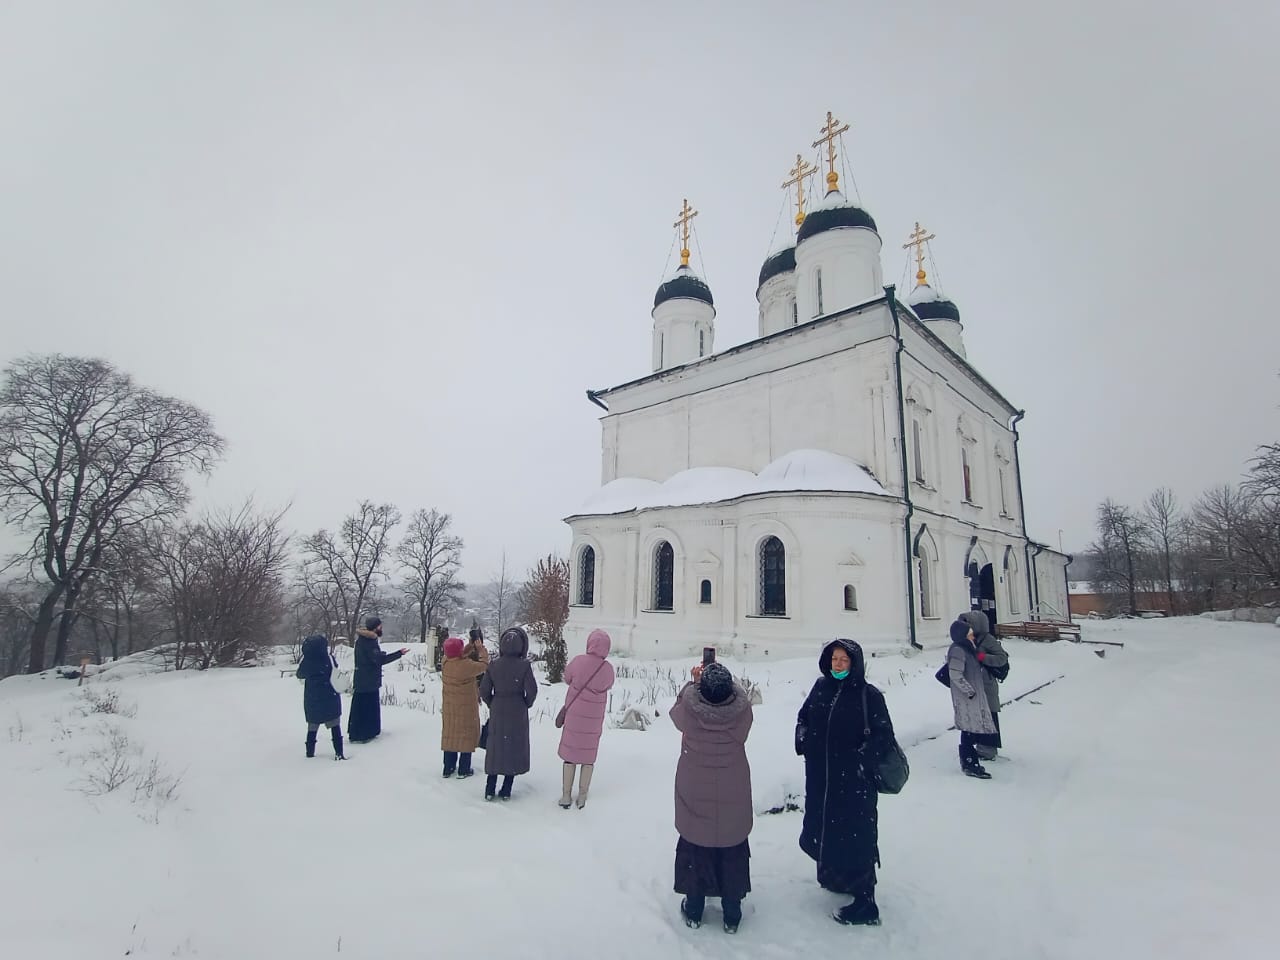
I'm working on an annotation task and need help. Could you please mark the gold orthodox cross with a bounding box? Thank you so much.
[812,110,850,192]
[673,198,698,267]
[902,222,936,285]
[782,154,817,227]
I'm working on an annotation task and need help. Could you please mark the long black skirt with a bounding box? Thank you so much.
[348,691,382,742]
[674,838,751,900]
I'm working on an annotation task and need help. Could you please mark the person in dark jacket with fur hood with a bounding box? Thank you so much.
[347,617,408,744]
[296,634,345,760]
[796,638,896,926]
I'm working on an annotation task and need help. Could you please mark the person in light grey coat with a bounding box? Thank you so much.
[962,610,1008,760]
[948,619,997,779]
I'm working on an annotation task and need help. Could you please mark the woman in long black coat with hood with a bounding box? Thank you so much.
[296,634,345,760]
[347,617,408,744]
[795,638,897,926]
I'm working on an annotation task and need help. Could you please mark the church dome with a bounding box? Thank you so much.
[909,283,961,323]
[654,265,714,309]
[757,246,796,290]
[795,191,878,244]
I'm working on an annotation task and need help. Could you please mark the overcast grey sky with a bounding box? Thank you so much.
[2,0,1276,579]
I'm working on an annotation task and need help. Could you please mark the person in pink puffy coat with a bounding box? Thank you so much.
[556,628,616,809]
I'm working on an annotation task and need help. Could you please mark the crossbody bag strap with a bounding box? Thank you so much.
[564,657,608,712]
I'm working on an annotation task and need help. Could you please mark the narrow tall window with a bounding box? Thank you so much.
[699,579,712,604]
[792,300,798,326]
[658,332,664,368]
[843,585,858,611]
[1005,549,1020,615]
[916,544,934,619]
[999,469,1009,514]
[577,546,595,606]
[759,537,787,616]
[653,541,674,612]
[815,268,824,315]
[962,447,973,502]
[912,419,925,483]
[698,329,705,357]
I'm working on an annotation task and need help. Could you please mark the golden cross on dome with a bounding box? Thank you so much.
[673,198,698,267]
[812,110,850,193]
[902,221,936,286]
[782,154,817,227]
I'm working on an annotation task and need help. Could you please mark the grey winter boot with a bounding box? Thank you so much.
[576,763,594,809]
[559,763,575,809]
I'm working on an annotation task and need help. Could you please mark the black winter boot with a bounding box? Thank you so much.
[680,897,704,929]
[484,775,498,801]
[498,775,514,801]
[331,728,345,760]
[962,759,992,779]
[833,893,881,926]
[305,730,317,758]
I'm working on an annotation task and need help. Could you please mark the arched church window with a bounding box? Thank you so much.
[653,541,674,612]
[815,268,824,316]
[699,579,712,604]
[843,584,858,611]
[915,542,935,619]
[577,546,595,607]
[1004,547,1020,615]
[759,537,786,616]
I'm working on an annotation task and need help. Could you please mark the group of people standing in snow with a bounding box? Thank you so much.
[294,609,1011,934]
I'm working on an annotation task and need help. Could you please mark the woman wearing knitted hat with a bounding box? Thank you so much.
[440,636,489,778]
[669,659,754,935]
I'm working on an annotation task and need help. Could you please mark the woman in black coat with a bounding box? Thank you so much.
[347,617,408,744]
[478,626,538,801]
[795,638,896,926]
[296,634,345,760]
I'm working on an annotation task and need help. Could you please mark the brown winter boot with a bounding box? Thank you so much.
[576,763,594,809]
[559,763,575,809]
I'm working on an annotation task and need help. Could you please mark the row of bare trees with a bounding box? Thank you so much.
[1085,441,1280,615]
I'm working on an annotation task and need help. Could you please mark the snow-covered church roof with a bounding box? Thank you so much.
[570,449,889,517]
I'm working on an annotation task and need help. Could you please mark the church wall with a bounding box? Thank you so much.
[565,492,912,660]
[599,307,897,484]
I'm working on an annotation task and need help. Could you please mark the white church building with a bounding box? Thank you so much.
[564,113,1070,659]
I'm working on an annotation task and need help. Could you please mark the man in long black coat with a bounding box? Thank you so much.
[795,638,896,926]
[347,617,407,743]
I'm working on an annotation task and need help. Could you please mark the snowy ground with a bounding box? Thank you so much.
[2,618,1277,959]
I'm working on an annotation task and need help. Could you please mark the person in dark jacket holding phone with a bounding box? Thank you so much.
[296,634,345,760]
[347,617,408,744]
[671,661,754,934]
[795,638,896,926]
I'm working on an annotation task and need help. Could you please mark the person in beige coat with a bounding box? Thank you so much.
[440,636,489,778]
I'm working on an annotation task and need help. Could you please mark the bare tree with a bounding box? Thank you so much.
[0,355,223,672]
[1092,499,1150,616]
[522,554,570,682]
[1144,488,1182,614]
[0,581,40,679]
[478,551,520,638]
[396,509,465,644]
[1192,485,1253,606]
[299,501,401,639]
[143,502,291,670]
